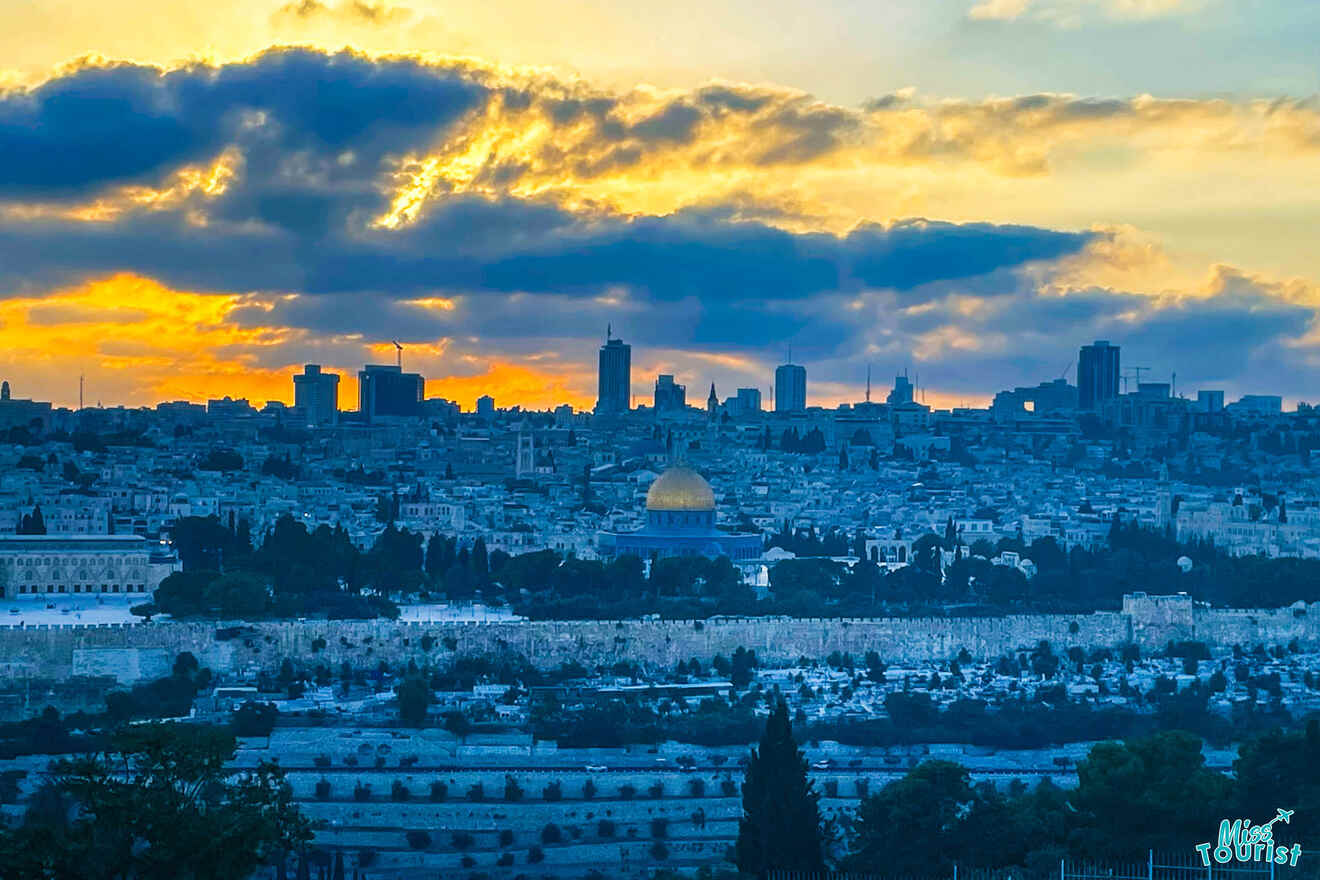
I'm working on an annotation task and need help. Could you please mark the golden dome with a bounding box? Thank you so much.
[646,466,716,512]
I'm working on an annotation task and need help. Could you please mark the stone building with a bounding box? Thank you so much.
[0,535,179,599]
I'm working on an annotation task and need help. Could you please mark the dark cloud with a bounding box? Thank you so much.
[0,196,1090,302]
[0,48,484,198]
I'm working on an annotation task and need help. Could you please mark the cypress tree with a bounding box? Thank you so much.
[735,697,825,875]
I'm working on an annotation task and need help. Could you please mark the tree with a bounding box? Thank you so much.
[846,761,974,874]
[232,701,279,742]
[0,723,311,879]
[1070,731,1232,860]
[734,698,826,875]
[395,675,431,727]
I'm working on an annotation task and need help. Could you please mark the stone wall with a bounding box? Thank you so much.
[0,595,1316,683]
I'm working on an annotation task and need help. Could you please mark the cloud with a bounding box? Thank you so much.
[0,48,484,199]
[273,0,412,27]
[1,48,1319,409]
[967,0,1193,24]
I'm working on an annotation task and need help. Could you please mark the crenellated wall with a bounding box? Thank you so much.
[0,595,1316,683]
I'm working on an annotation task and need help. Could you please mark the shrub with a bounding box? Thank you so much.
[650,841,669,860]
[429,780,447,801]
[450,831,474,850]
[503,775,525,802]
[823,779,839,797]
[496,853,514,867]
[405,830,431,850]
[314,778,331,800]
[390,779,410,802]
[650,818,669,839]
[352,782,370,802]
[582,778,597,799]
[399,754,419,768]
[688,778,705,797]
[528,845,544,864]
[542,780,563,801]
[619,784,636,800]
[373,756,385,769]
[343,755,358,766]
[541,823,563,845]
[467,782,484,801]
[648,782,664,799]
[498,829,514,847]
[721,779,737,796]
[356,848,377,868]
[312,754,331,768]
[597,819,616,838]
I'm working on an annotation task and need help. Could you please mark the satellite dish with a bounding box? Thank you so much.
[1177,556,1193,573]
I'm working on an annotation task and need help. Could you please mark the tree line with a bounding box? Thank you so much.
[738,699,1320,878]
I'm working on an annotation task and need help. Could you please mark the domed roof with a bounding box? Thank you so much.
[646,465,716,512]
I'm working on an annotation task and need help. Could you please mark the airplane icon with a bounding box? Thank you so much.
[1261,808,1294,831]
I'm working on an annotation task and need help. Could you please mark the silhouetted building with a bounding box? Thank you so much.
[596,333,631,415]
[1228,394,1283,415]
[654,374,686,412]
[206,396,256,419]
[732,387,762,415]
[774,363,806,413]
[1197,390,1225,413]
[887,373,915,406]
[358,364,424,421]
[1078,340,1120,411]
[476,395,496,418]
[0,380,53,432]
[292,364,339,426]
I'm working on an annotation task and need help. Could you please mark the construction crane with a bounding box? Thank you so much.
[1122,366,1150,394]
[392,340,403,369]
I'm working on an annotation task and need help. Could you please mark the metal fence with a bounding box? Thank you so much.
[767,851,1289,880]
[1063,850,1280,880]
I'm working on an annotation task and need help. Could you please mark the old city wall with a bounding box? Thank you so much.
[0,598,1316,683]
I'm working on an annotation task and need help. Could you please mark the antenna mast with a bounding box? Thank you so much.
[392,340,403,369]
[865,364,871,403]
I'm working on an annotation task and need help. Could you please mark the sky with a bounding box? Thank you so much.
[1,0,1318,412]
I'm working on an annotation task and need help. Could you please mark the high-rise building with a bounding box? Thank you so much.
[1196,390,1225,413]
[358,364,424,422]
[887,373,915,406]
[292,364,340,426]
[1078,340,1121,411]
[476,395,496,418]
[596,333,631,415]
[653,374,686,411]
[735,387,762,414]
[774,363,807,413]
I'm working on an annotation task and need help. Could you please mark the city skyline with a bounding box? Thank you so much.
[2,4,1320,412]
[0,329,1298,416]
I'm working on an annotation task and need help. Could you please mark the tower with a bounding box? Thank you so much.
[774,363,807,413]
[596,329,631,415]
[707,382,718,419]
[293,364,341,426]
[1078,340,1121,411]
[516,431,535,477]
